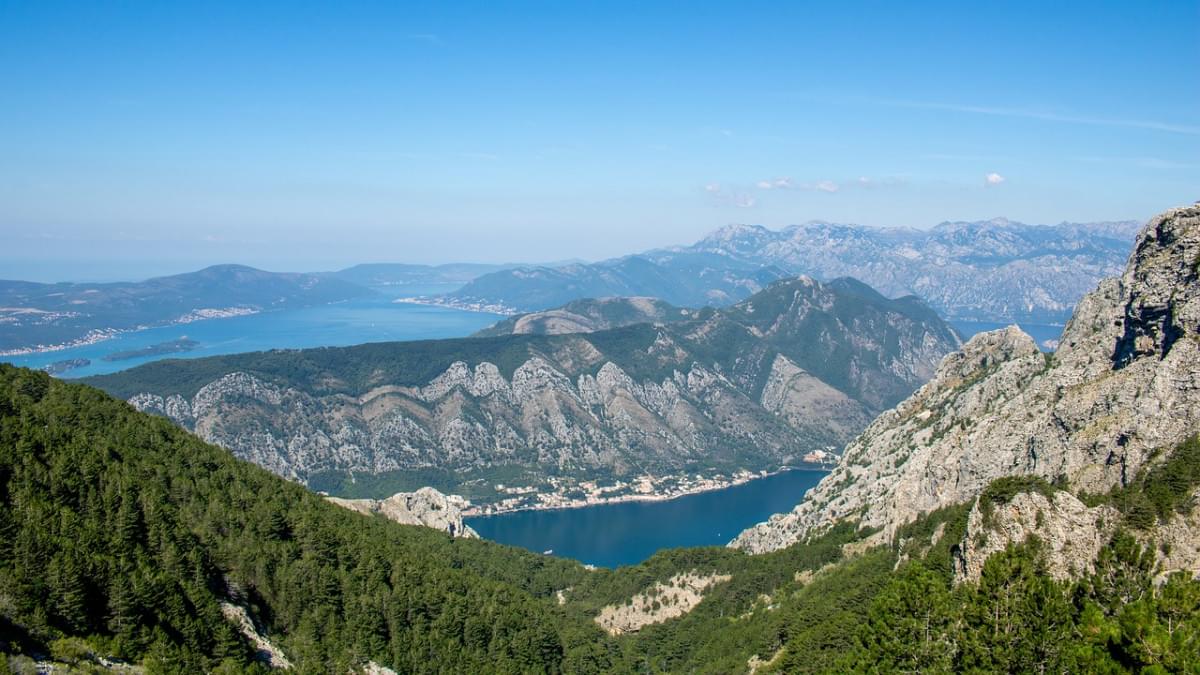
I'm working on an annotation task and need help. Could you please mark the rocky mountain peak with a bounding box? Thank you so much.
[732,203,1200,558]
[938,325,1038,380]
[1112,203,1200,368]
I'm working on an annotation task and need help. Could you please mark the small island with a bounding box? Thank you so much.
[102,337,199,362]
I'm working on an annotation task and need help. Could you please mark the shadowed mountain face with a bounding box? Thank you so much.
[0,264,372,353]
[84,276,960,497]
[437,219,1140,323]
[438,252,791,313]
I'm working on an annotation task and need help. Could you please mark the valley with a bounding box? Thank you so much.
[83,276,957,507]
[4,3,1196,671]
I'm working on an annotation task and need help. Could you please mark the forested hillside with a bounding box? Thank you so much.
[0,365,604,673]
[2,364,1198,672]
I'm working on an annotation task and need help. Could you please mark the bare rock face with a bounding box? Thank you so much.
[1139,487,1200,583]
[594,571,732,635]
[110,275,959,493]
[327,487,478,538]
[953,490,1119,583]
[733,204,1200,555]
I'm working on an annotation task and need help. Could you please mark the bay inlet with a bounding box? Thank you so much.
[468,468,828,568]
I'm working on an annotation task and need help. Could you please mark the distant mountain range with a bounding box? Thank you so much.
[0,264,371,354]
[326,262,520,288]
[84,276,961,501]
[436,218,1142,323]
[434,252,790,313]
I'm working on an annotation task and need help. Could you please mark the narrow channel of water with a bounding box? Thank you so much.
[467,469,829,568]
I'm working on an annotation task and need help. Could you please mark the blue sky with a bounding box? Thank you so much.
[1,1,1197,279]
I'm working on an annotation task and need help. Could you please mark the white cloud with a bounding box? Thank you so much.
[985,172,1006,186]
[813,180,840,193]
[756,177,793,190]
[703,183,756,208]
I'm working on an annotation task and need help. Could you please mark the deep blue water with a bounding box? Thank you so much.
[4,284,502,378]
[467,469,828,568]
[950,320,1064,351]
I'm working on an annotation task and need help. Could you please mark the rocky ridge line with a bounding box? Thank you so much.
[732,204,1200,569]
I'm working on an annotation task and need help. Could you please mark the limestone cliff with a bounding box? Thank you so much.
[733,204,1200,560]
[326,487,478,538]
[92,276,959,494]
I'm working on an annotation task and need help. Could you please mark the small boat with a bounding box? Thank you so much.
[543,549,553,555]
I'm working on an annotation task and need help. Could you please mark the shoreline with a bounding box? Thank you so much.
[462,465,831,519]
[394,296,519,316]
[0,307,262,357]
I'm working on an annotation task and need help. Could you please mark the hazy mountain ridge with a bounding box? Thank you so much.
[84,276,960,499]
[439,251,791,313]
[733,204,1200,576]
[327,262,520,288]
[473,296,693,337]
[0,264,373,354]
[685,217,1141,323]
[435,218,1140,324]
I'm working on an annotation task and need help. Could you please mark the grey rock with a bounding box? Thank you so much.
[327,487,478,538]
[733,204,1200,559]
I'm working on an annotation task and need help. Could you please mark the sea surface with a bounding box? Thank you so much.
[468,469,828,568]
[4,285,503,378]
[950,320,1064,351]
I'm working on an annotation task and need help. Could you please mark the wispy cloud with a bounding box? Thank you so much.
[877,98,1200,136]
[985,172,1006,186]
[756,177,793,189]
[753,175,907,193]
[1072,156,1200,170]
[855,176,909,189]
[704,183,757,208]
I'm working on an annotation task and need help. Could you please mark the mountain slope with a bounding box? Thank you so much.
[328,262,518,288]
[0,265,372,353]
[0,364,609,672]
[433,218,1138,324]
[734,204,1200,554]
[438,252,790,313]
[6,363,1197,673]
[473,297,693,337]
[83,277,960,502]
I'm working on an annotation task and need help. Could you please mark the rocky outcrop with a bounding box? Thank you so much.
[221,602,293,669]
[1144,488,1200,582]
[953,490,1119,583]
[594,572,732,635]
[326,487,478,538]
[734,204,1200,556]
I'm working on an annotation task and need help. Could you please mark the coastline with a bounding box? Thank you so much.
[0,307,260,357]
[462,465,832,519]
[394,296,520,316]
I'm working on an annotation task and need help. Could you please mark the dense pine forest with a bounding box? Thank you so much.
[2,364,1198,673]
